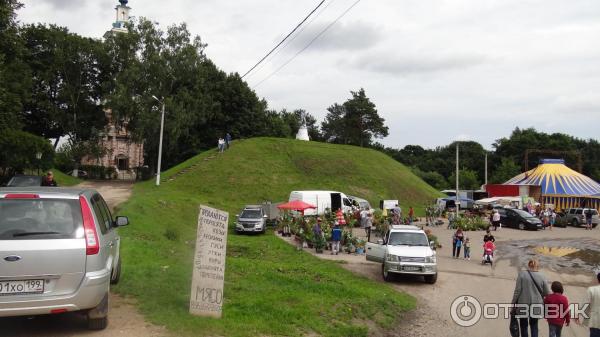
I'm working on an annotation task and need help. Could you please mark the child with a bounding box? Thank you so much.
[331,221,342,255]
[464,237,471,260]
[544,281,570,337]
[482,239,495,264]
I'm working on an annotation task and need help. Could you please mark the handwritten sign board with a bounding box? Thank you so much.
[189,205,229,318]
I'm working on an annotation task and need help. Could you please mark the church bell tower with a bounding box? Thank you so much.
[111,0,131,33]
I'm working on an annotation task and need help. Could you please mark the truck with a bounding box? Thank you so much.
[288,191,353,216]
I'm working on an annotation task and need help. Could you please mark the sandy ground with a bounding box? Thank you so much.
[1,181,170,337]
[280,221,600,337]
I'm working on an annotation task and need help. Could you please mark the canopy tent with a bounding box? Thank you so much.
[504,159,600,211]
[277,200,316,215]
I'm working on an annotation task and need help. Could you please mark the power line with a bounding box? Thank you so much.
[253,0,361,89]
[244,0,338,80]
[241,0,325,79]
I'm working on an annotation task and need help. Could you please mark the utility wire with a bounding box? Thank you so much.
[241,0,325,79]
[244,0,338,80]
[253,0,361,89]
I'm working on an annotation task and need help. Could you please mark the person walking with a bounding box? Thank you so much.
[454,228,464,259]
[408,206,414,224]
[550,210,557,230]
[218,138,225,153]
[225,133,232,149]
[492,209,501,231]
[586,208,594,230]
[544,281,570,337]
[579,272,600,336]
[512,258,550,337]
[331,221,342,255]
[463,237,471,260]
[365,212,373,242]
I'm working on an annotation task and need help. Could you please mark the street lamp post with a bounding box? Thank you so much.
[455,143,459,210]
[35,152,42,176]
[152,96,166,187]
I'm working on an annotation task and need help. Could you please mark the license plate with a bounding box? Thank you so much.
[402,266,421,272]
[0,279,44,295]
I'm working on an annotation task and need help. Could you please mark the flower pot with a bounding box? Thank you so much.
[356,247,364,254]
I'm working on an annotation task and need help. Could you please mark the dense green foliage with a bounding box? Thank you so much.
[114,138,431,336]
[321,88,389,147]
[0,129,53,175]
[378,127,600,189]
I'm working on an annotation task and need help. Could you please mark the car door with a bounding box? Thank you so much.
[366,230,387,263]
[90,194,118,272]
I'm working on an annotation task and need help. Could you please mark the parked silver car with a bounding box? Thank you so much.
[561,208,599,228]
[235,205,267,234]
[0,187,129,330]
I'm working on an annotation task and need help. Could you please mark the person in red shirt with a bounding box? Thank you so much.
[544,281,570,337]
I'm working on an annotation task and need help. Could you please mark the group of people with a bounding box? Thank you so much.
[451,228,497,262]
[511,258,600,337]
[217,133,232,153]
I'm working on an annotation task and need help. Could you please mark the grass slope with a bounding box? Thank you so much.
[114,138,440,337]
[52,169,81,186]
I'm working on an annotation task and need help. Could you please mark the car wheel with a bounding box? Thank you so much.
[572,219,579,227]
[87,293,109,330]
[424,273,438,284]
[518,222,526,230]
[382,263,393,282]
[110,258,121,285]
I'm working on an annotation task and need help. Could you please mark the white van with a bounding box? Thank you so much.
[289,191,353,216]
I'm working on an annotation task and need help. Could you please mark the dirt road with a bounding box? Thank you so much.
[1,181,170,337]
[282,223,600,337]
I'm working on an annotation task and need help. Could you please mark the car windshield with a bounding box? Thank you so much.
[388,232,429,246]
[0,199,83,240]
[514,209,535,218]
[240,209,261,218]
[8,176,41,187]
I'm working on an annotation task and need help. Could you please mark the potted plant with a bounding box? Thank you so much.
[313,234,326,254]
[355,239,366,254]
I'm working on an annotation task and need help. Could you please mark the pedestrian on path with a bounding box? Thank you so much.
[577,272,600,336]
[41,171,58,187]
[586,209,594,230]
[218,138,225,153]
[331,221,342,255]
[483,229,496,243]
[463,237,471,260]
[365,212,373,242]
[550,210,557,230]
[408,206,414,224]
[453,228,464,259]
[492,209,501,231]
[544,281,570,337]
[225,133,232,149]
[512,258,550,337]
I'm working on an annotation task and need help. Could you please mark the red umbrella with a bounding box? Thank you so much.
[277,200,317,215]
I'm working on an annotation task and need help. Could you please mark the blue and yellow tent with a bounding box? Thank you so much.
[505,159,600,211]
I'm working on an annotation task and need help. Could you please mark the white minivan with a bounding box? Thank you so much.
[288,191,353,216]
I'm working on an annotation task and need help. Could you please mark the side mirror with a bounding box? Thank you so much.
[115,216,129,227]
[430,241,436,250]
[263,215,268,218]
[377,239,384,245]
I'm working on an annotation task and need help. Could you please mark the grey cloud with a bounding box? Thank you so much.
[39,0,113,10]
[352,53,488,75]
[286,21,382,52]
[555,94,600,114]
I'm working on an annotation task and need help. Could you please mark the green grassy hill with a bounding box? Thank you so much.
[114,138,441,337]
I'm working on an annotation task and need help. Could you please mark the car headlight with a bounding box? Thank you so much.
[254,223,262,227]
[425,255,436,263]
[386,254,399,262]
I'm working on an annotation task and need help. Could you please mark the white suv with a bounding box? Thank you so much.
[366,225,437,284]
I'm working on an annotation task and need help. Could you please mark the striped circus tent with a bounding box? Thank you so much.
[505,159,600,211]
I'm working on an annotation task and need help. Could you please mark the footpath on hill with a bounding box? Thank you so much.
[1,180,170,337]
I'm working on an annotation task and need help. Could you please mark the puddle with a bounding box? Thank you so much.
[497,238,600,275]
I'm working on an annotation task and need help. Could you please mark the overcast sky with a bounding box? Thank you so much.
[18,0,600,150]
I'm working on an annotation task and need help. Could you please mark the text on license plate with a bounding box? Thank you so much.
[0,280,44,295]
[402,266,421,272]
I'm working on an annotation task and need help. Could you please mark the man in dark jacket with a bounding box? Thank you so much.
[41,171,58,187]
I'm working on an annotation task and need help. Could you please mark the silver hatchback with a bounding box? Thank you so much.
[0,187,128,330]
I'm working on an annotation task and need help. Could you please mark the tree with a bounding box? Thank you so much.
[448,170,480,190]
[0,0,27,130]
[19,24,108,149]
[342,88,388,147]
[0,129,53,175]
[321,103,346,143]
[489,157,521,184]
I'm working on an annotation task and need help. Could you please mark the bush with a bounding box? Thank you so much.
[454,215,488,231]
[79,165,117,180]
[0,129,54,175]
